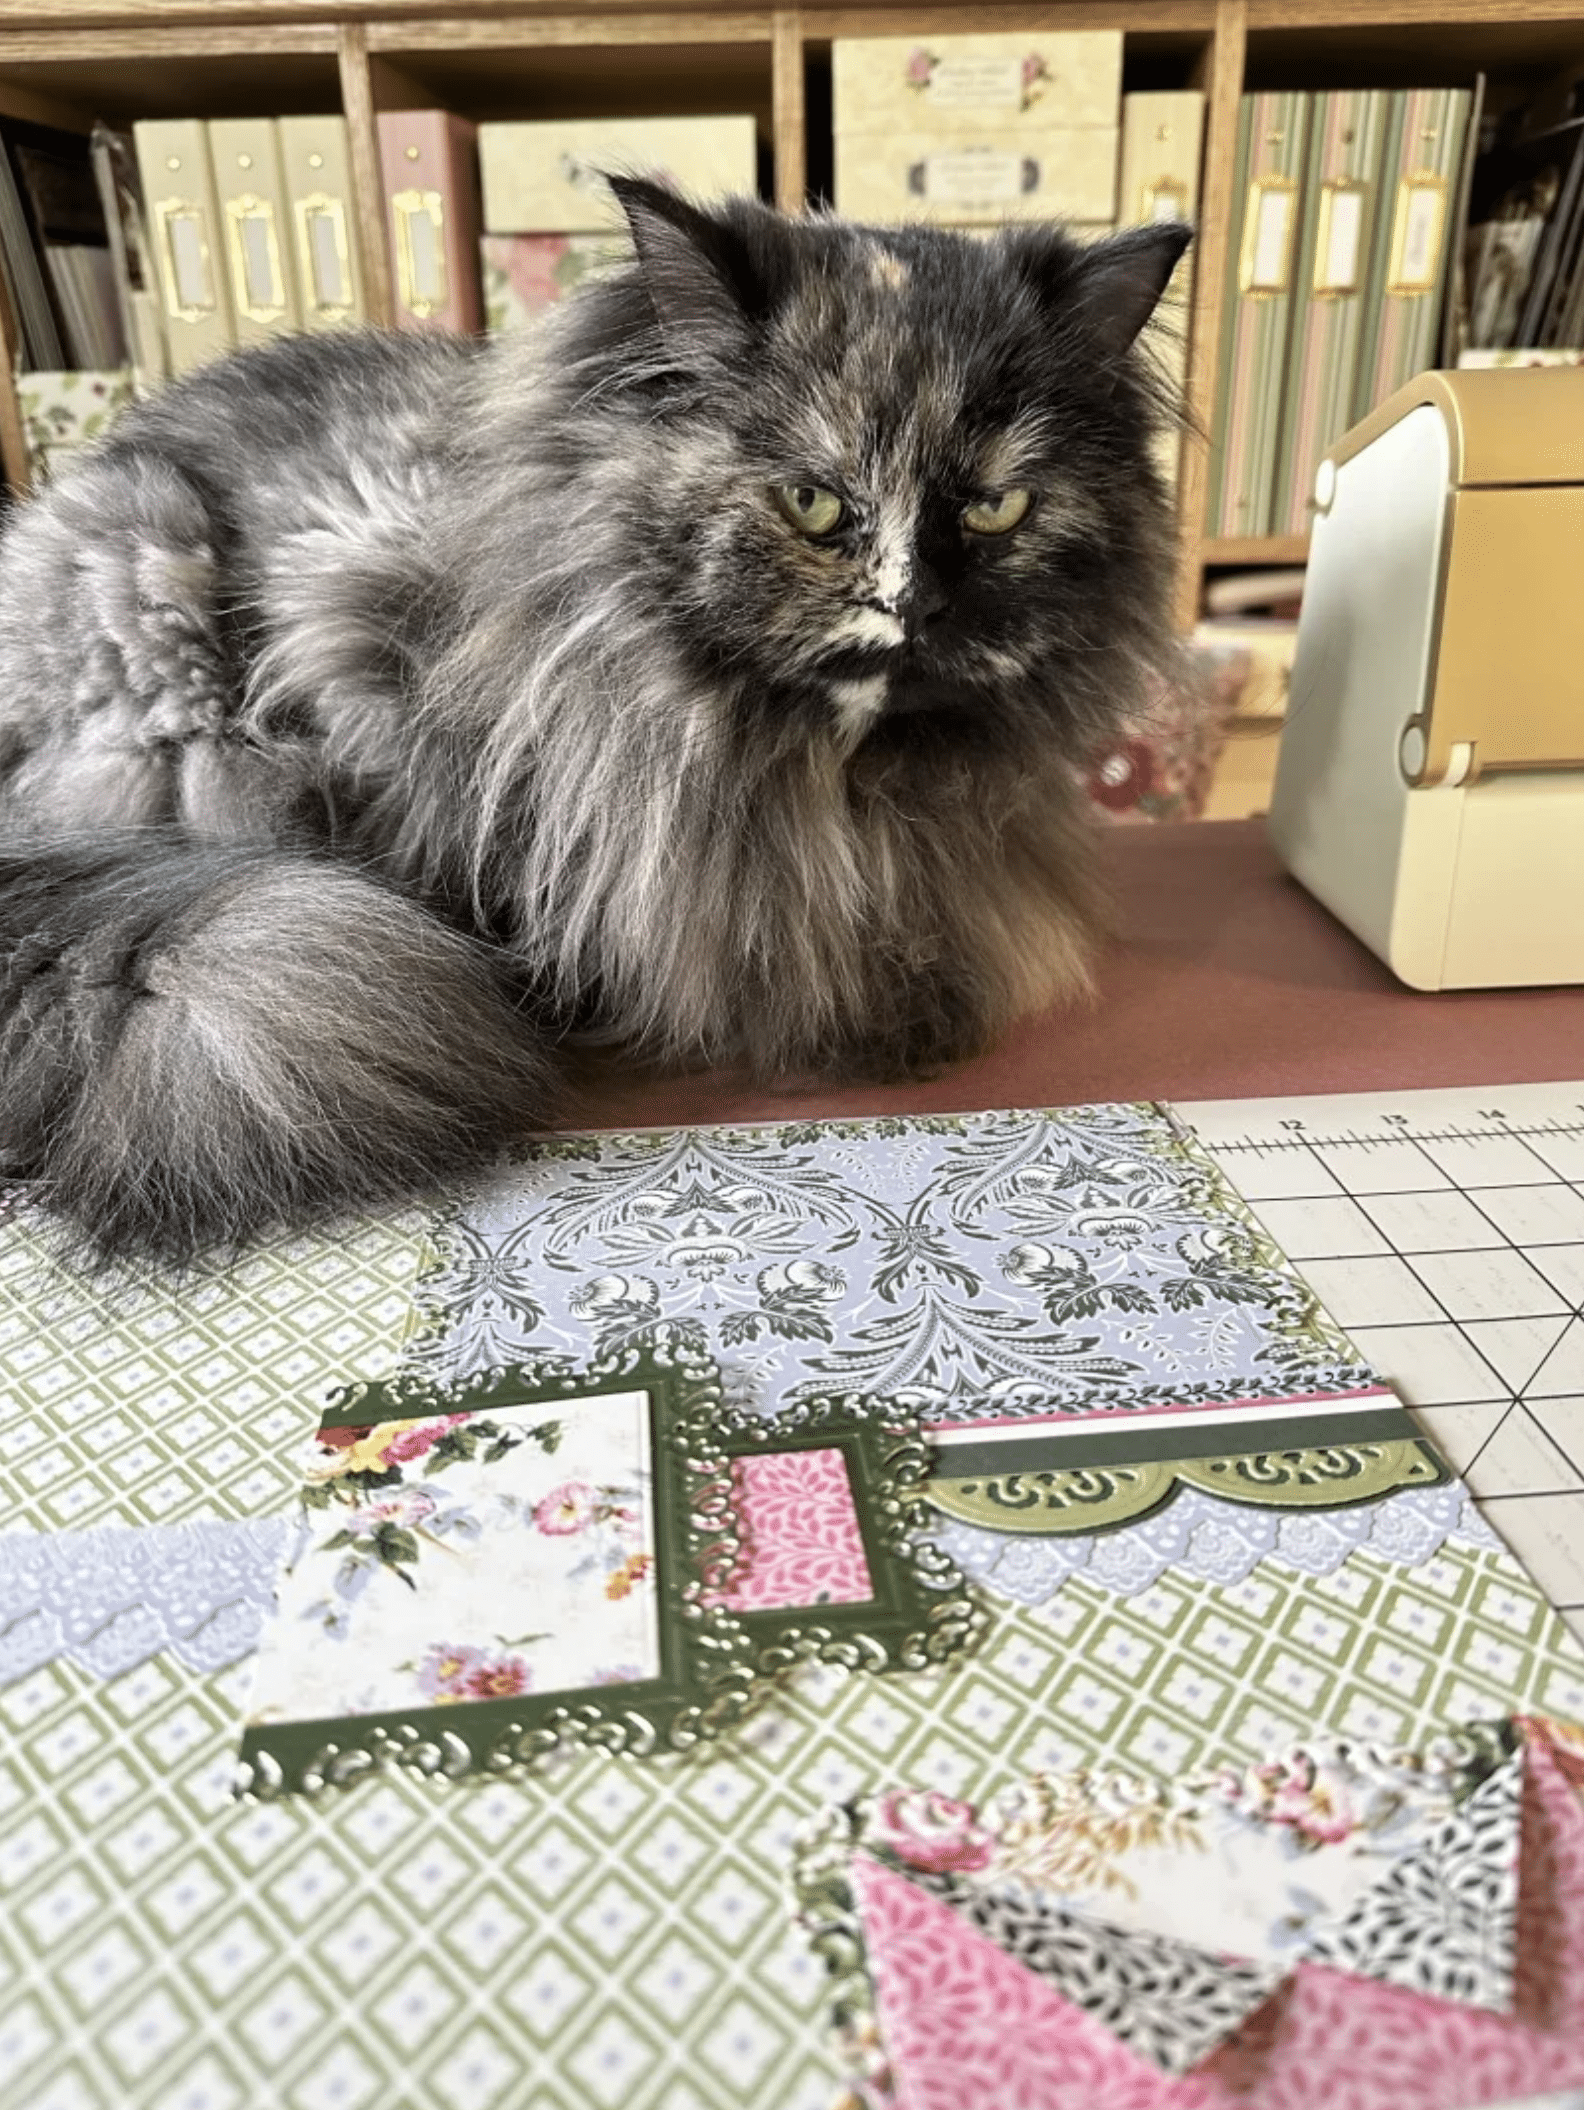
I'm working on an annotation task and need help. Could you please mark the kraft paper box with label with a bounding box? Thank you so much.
[834,128,1120,228]
[833,31,1122,137]
[476,114,759,332]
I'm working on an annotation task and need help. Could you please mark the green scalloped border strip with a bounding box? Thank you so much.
[925,1436,1448,1538]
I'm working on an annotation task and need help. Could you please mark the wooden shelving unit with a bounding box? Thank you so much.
[1,0,1581,626]
[1202,532,1310,566]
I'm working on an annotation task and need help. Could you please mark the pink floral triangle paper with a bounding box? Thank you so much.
[888,1861,1286,2076]
[802,1724,1584,2107]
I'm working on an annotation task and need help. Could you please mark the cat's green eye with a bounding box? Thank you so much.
[774,484,846,537]
[962,487,1033,536]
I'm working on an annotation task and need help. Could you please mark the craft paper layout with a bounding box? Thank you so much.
[237,1352,978,1796]
[797,1720,1525,2081]
[797,1718,1584,2110]
[5,1104,1584,2110]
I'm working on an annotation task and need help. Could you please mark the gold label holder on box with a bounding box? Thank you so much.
[293,192,355,322]
[1238,175,1298,298]
[153,196,218,321]
[1139,174,1190,224]
[1313,177,1369,297]
[1386,170,1448,297]
[224,193,290,324]
[392,187,448,318]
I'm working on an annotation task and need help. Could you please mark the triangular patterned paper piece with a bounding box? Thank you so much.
[899,1863,1285,2076]
[852,1853,1145,2110]
[1301,1748,1522,2011]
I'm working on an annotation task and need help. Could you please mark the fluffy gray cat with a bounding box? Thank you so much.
[0,179,1190,1265]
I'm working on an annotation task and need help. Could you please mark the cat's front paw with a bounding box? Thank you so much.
[823,989,994,1083]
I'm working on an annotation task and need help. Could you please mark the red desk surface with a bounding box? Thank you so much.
[562,819,1584,1130]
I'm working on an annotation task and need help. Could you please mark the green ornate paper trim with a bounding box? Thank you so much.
[926,1438,1447,1537]
[236,1356,979,1799]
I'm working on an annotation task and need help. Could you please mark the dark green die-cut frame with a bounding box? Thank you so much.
[235,1348,976,1800]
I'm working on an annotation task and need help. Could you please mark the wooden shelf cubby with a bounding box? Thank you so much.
[1,0,1581,624]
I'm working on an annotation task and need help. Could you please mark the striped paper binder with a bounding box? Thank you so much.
[1272,89,1391,536]
[1351,87,1472,421]
[1205,92,1312,539]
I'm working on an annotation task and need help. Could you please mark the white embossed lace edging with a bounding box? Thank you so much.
[926,1484,1502,1607]
[0,1518,288,1683]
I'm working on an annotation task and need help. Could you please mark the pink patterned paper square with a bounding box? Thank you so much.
[714,1448,873,1612]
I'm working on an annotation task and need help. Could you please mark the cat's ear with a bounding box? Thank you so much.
[608,174,768,358]
[1072,222,1194,353]
[1009,221,1193,355]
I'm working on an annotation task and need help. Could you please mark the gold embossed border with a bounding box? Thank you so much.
[236,1360,981,1800]
[926,1437,1446,1536]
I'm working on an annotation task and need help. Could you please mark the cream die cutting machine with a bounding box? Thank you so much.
[1268,366,1584,989]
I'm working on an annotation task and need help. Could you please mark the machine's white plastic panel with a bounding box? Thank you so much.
[1268,406,1462,988]
[1443,771,1584,985]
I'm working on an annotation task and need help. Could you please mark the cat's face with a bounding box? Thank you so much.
[564,183,1189,769]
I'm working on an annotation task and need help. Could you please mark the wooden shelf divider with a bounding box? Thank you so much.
[1201,533,1312,566]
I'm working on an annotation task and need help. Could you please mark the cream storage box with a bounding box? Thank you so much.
[477,116,759,234]
[1268,367,1584,989]
[833,31,1120,227]
[834,132,1119,227]
[833,32,1121,136]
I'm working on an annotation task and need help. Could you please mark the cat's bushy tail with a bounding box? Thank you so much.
[0,838,555,1268]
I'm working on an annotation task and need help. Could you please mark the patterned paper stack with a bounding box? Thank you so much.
[1,1104,1581,2109]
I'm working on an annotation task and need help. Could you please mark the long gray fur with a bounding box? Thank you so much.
[0,182,1190,1265]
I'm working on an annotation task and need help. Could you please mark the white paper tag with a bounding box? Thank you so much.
[924,55,1026,110]
[239,213,279,307]
[166,213,214,311]
[1318,187,1363,291]
[405,207,444,305]
[1248,186,1294,290]
[1399,182,1441,287]
[306,209,346,308]
[919,149,1028,206]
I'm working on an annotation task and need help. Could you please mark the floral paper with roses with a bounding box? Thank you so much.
[244,1389,658,1728]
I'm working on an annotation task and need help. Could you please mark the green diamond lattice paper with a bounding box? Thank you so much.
[5,1532,1583,2110]
[0,1210,431,1535]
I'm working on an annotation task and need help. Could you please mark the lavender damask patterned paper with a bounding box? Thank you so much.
[411,1107,1373,1424]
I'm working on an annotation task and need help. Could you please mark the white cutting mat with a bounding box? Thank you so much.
[1177,1080,1584,1646]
